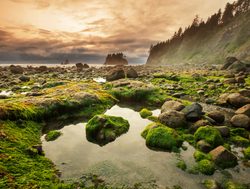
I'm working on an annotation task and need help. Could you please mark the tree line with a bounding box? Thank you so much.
[149,0,250,56]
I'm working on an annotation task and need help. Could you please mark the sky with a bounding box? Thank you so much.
[0,0,234,64]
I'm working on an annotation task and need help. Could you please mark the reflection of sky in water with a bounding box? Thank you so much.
[42,105,250,188]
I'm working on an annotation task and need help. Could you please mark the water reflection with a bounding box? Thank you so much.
[42,105,250,188]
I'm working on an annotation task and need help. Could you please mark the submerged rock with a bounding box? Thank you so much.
[86,114,129,146]
[209,146,237,169]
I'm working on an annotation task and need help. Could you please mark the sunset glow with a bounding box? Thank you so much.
[0,0,234,63]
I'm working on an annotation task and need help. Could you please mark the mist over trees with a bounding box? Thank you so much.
[149,0,250,57]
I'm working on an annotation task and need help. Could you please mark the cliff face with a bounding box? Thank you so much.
[104,53,128,65]
[146,10,250,66]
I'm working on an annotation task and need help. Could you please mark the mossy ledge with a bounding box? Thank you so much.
[0,81,116,188]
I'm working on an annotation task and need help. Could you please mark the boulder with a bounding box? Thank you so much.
[159,110,187,128]
[83,63,90,68]
[227,60,248,72]
[126,68,138,78]
[235,104,250,117]
[161,100,185,113]
[209,146,237,168]
[106,68,125,81]
[207,111,225,124]
[182,102,203,121]
[231,114,250,129]
[86,114,129,146]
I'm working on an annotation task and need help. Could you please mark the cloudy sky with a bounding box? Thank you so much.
[0,0,234,64]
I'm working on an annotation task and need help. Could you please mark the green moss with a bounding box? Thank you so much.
[203,179,219,189]
[231,136,250,147]
[147,115,158,122]
[230,128,249,138]
[86,114,129,146]
[193,151,212,162]
[197,160,215,175]
[176,160,187,171]
[243,147,250,160]
[182,134,195,145]
[194,126,224,148]
[45,130,62,141]
[139,108,153,118]
[144,125,183,151]
[141,122,162,139]
[222,180,248,189]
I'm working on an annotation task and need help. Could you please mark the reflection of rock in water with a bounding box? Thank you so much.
[85,160,157,187]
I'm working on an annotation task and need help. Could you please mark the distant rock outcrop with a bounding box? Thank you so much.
[104,53,128,65]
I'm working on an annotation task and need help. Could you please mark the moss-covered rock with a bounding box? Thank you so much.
[194,126,224,148]
[243,147,250,160]
[86,114,129,146]
[45,130,62,141]
[193,150,212,162]
[139,108,153,119]
[231,135,250,147]
[197,159,215,175]
[142,123,183,151]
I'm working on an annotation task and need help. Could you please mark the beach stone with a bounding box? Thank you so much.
[182,102,203,121]
[209,146,237,168]
[161,100,185,113]
[207,111,225,124]
[235,104,250,117]
[227,93,250,108]
[159,110,187,128]
[231,114,250,129]
[214,126,230,137]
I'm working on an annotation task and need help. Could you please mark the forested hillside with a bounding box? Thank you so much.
[146,0,250,65]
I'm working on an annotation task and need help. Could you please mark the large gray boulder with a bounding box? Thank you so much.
[182,102,203,121]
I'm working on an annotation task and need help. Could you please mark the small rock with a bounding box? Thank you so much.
[235,104,250,117]
[9,65,24,74]
[231,114,250,129]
